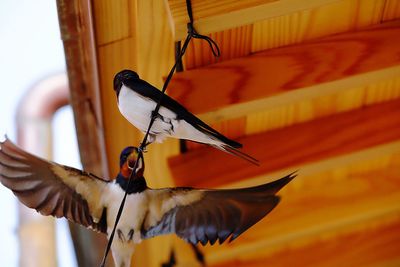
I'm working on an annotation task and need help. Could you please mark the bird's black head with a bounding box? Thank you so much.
[119,146,136,167]
[117,146,147,193]
[113,69,140,97]
[119,146,145,177]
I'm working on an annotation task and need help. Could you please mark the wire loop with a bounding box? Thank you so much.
[187,23,220,57]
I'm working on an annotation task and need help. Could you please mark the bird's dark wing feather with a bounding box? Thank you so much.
[142,173,295,245]
[0,138,108,233]
[125,79,242,148]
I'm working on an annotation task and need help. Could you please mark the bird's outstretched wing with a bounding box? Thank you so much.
[0,138,108,233]
[142,173,295,245]
[125,78,242,149]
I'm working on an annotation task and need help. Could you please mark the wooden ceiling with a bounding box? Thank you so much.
[59,0,400,266]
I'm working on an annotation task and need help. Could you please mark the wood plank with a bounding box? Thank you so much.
[95,0,177,177]
[180,0,392,152]
[244,76,400,135]
[56,0,112,266]
[58,0,108,177]
[136,0,175,87]
[184,25,253,70]
[201,158,400,264]
[165,0,341,41]
[168,150,400,266]
[382,0,400,21]
[168,98,400,188]
[167,21,400,121]
[97,37,143,178]
[182,0,386,69]
[211,218,400,267]
[92,0,132,45]
[251,0,386,52]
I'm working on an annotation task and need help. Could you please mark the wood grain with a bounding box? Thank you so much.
[168,98,400,188]
[184,25,253,70]
[244,76,400,135]
[165,0,340,41]
[251,0,386,52]
[97,37,143,178]
[178,0,394,150]
[182,25,253,149]
[168,20,400,117]
[201,158,400,264]
[56,0,112,266]
[64,0,400,266]
[92,0,132,45]
[57,0,108,177]
[211,218,400,267]
[181,0,387,70]
[136,0,175,86]
[382,0,400,21]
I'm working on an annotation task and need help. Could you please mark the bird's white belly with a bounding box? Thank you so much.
[118,86,179,143]
[118,85,221,145]
[105,183,148,243]
[118,87,153,132]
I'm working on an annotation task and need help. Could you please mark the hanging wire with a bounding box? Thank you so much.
[100,1,220,265]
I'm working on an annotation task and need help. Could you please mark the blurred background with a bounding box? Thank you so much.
[1,0,400,267]
[0,0,78,266]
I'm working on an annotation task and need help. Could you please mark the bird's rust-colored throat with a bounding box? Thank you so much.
[121,153,142,178]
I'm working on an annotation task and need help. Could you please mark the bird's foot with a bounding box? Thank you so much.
[151,110,160,121]
[137,142,151,154]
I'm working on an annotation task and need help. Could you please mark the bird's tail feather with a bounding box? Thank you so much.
[217,144,259,166]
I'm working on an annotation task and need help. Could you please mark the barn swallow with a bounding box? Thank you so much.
[113,69,259,165]
[0,138,294,267]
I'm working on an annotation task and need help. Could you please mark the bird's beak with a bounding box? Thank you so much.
[126,152,137,170]
[121,150,144,178]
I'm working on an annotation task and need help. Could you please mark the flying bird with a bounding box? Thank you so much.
[0,138,294,267]
[113,69,258,165]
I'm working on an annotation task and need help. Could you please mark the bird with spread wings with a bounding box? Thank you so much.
[0,138,294,267]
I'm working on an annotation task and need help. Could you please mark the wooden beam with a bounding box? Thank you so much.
[168,98,400,188]
[169,149,400,265]
[136,0,175,87]
[167,20,400,123]
[243,75,400,136]
[211,218,400,267]
[383,0,400,21]
[165,0,341,41]
[97,37,143,179]
[183,24,253,70]
[202,160,400,265]
[57,0,108,177]
[250,0,387,52]
[92,0,132,45]
[182,0,387,70]
[56,0,111,266]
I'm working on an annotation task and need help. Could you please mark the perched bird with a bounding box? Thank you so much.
[0,138,294,267]
[113,69,258,165]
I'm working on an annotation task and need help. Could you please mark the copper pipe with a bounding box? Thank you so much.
[16,73,69,267]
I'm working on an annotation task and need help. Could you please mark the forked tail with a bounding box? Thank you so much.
[217,144,259,165]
